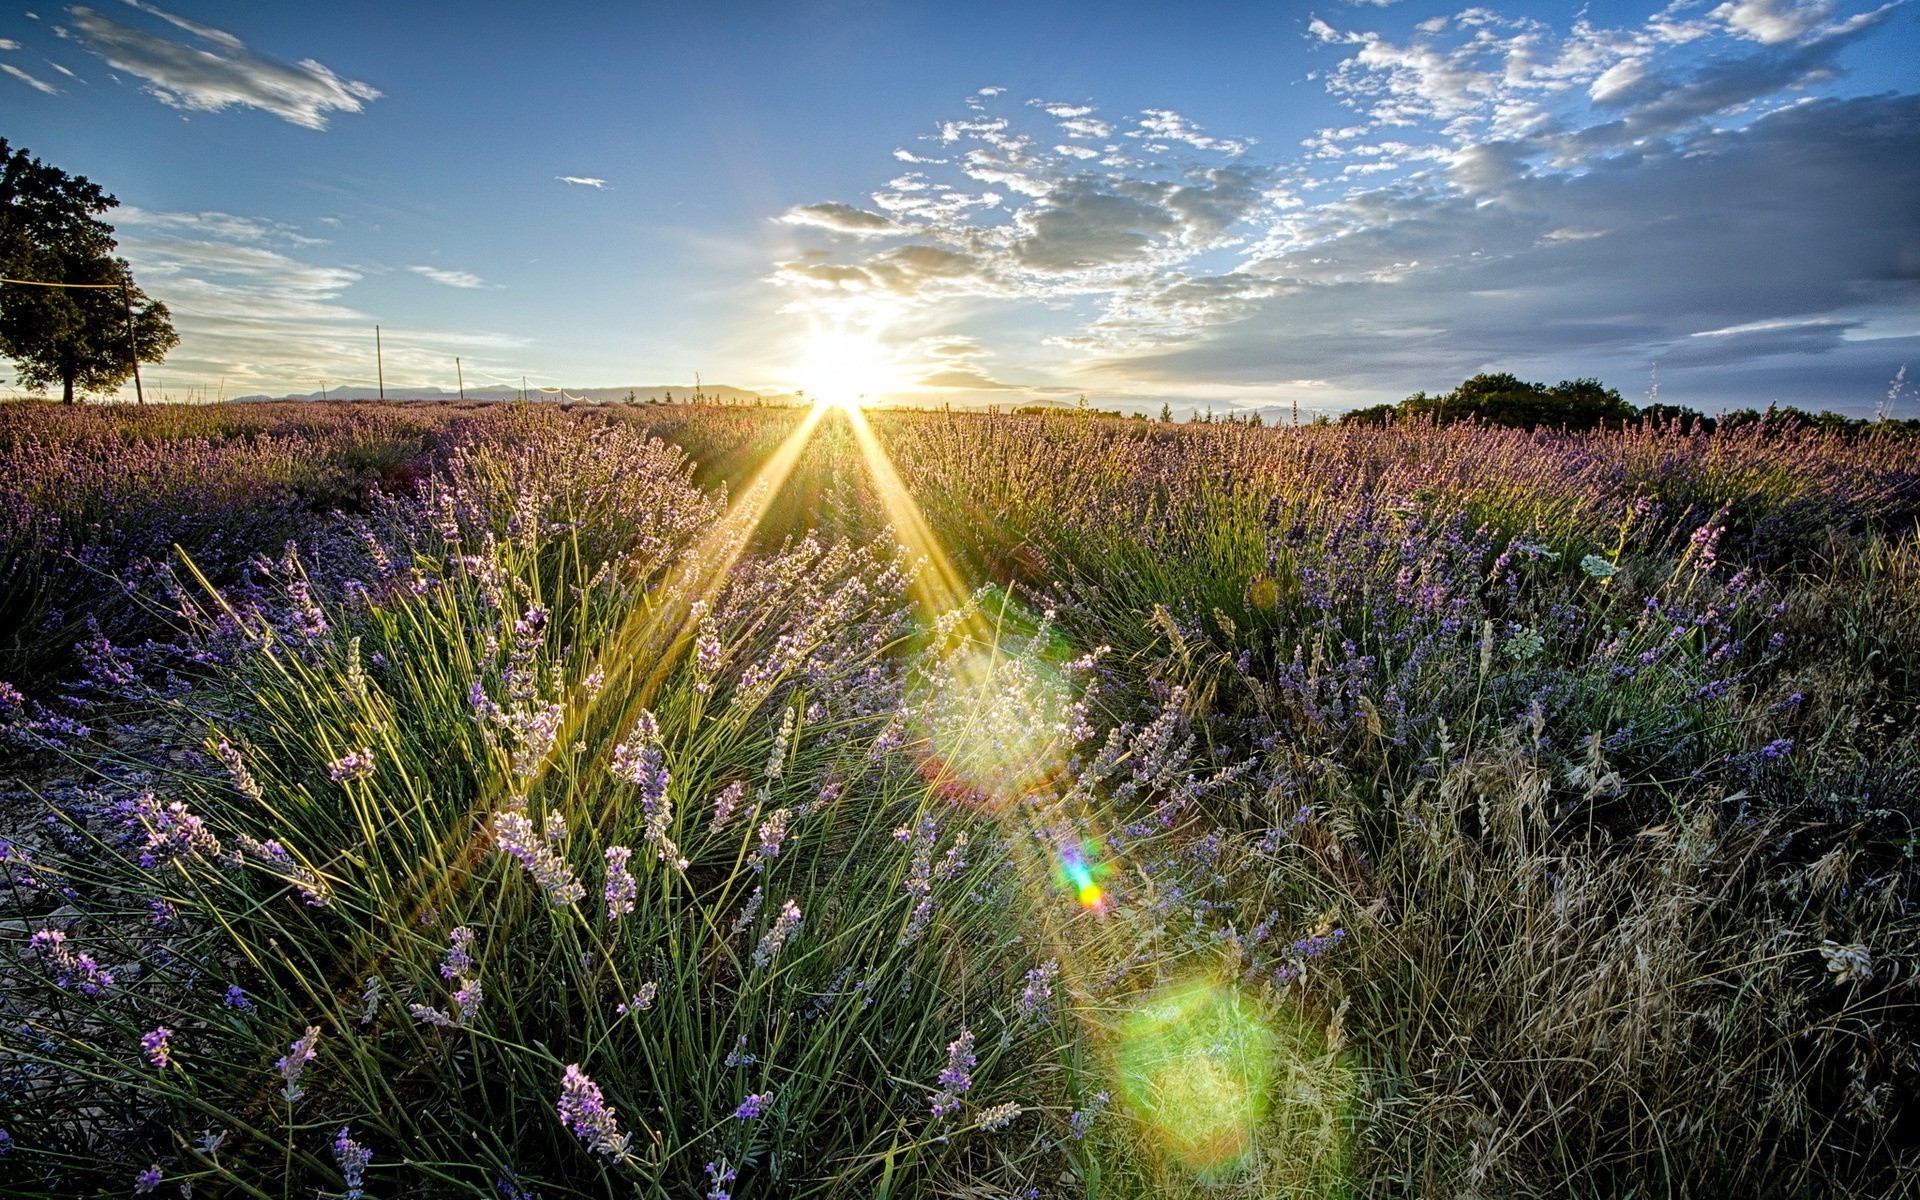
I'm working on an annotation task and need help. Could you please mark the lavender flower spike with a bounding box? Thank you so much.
[557,1064,630,1158]
[752,899,802,969]
[276,1025,321,1103]
[328,748,375,783]
[604,846,637,922]
[333,1127,372,1200]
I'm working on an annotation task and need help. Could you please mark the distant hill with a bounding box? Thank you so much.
[227,384,801,406]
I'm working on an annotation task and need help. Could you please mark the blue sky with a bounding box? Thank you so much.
[2,0,1916,415]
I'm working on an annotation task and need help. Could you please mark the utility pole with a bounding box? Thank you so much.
[120,280,145,405]
[320,379,329,402]
[375,325,385,400]
[456,356,465,400]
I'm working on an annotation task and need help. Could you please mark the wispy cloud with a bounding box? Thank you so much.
[2,61,60,93]
[0,38,21,50]
[408,264,489,289]
[557,175,607,188]
[67,1,379,129]
[116,208,523,394]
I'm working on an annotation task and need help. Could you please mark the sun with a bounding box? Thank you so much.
[795,328,901,410]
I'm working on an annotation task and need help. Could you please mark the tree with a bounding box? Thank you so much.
[1390,373,1635,431]
[0,139,176,403]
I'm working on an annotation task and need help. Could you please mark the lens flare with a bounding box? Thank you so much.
[907,602,1078,810]
[1054,840,1113,913]
[1112,979,1278,1177]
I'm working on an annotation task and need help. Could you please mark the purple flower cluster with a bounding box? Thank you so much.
[333,1127,372,1200]
[276,1026,321,1103]
[119,792,221,868]
[733,1092,770,1120]
[749,807,791,873]
[612,712,687,867]
[140,1026,173,1069]
[930,1029,975,1118]
[603,845,638,921]
[490,810,585,906]
[556,1064,629,1158]
[1015,959,1058,1023]
[752,899,802,969]
[29,928,113,994]
[327,748,375,783]
[441,926,476,979]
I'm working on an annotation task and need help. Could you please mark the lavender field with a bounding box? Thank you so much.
[2,400,1918,1199]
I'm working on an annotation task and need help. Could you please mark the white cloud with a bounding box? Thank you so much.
[0,38,20,49]
[409,265,488,289]
[777,202,903,236]
[2,62,58,93]
[48,60,79,78]
[557,175,607,188]
[1710,0,1859,43]
[68,2,378,128]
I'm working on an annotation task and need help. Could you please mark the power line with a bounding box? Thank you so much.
[1,275,149,403]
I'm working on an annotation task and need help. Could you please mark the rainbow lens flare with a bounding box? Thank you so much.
[1054,841,1112,913]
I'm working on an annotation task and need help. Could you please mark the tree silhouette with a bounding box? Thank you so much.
[1,139,177,403]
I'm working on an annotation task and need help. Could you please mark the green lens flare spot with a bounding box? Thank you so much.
[1112,978,1279,1177]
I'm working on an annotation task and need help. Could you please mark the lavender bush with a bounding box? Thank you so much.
[1,401,1915,1198]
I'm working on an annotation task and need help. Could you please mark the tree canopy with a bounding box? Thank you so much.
[1345,373,1638,431]
[0,139,176,403]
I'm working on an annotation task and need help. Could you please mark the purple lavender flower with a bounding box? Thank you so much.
[710,780,746,832]
[134,1165,162,1194]
[894,818,938,946]
[603,846,637,922]
[930,1029,976,1118]
[749,807,791,872]
[141,1026,173,1069]
[752,899,802,969]
[29,928,113,994]
[556,1064,629,1158]
[733,1092,770,1120]
[333,1127,372,1200]
[328,748,375,783]
[730,886,764,935]
[224,984,254,1011]
[276,1025,321,1103]
[615,982,657,1015]
[1760,738,1794,761]
[1015,959,1058,1023]
[452,977,485,1024]
[613,714,688,867]
[704,1159,736,1200]
[120,793,221,867]
[490,811,585,906]
[441,926,475,979]
[1068,1090,1110,1139]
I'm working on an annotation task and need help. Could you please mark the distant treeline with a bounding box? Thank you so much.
[1339,373,1919,435]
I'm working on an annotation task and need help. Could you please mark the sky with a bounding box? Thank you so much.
[1,0,1916,416]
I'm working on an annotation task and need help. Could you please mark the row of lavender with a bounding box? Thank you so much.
[2,402,1917,1197]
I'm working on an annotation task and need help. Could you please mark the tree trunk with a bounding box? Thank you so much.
[62,370,74,405]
